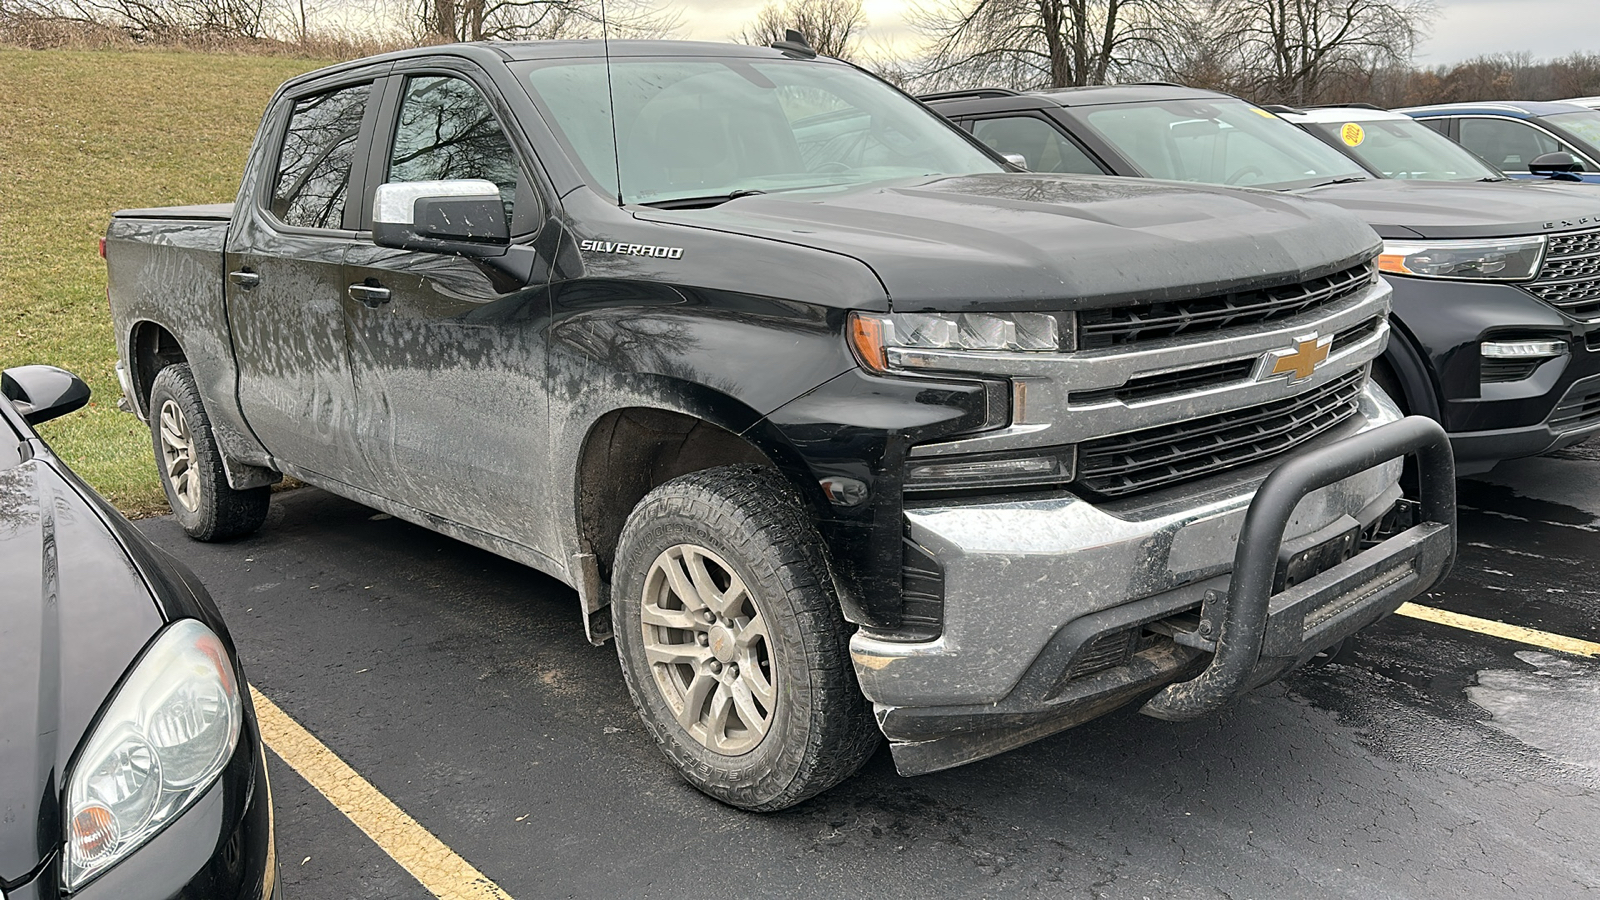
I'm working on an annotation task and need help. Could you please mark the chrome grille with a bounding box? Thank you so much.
[1069,315,1386,408]
[1078,263,1375,349]
[1075,369,1367,498]
[1527,228,1600,320]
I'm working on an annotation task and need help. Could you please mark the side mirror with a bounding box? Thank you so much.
[2,365,90,426]
[1002,153,1029,171]
[1530,151,1584,181]
[373,180,510,257]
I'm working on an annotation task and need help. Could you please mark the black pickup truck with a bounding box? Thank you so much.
[105,40,1454,810]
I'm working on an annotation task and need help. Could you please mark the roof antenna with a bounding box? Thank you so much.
[600,0,624,206]
[772,28,816,59]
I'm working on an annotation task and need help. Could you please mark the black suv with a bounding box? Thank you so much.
[924,85,1600,473]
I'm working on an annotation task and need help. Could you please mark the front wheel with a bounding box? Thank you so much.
[612,466,880,811]
[148,363,269,541]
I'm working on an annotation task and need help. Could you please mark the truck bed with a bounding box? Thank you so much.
[112,203,235,221]
[104,203,268,480]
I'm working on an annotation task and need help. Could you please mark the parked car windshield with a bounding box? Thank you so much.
[1076,98,1369,190]
[1546,110,1600,148]
[517,57,1002,205]
[1303,117,1503,181]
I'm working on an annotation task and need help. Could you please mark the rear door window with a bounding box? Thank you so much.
[970,116,1104,175]
[388,75,521,225]
[272,84,371,230]
[1458,117,1565,172]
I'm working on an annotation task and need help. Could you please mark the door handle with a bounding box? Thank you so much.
[228,270,260,289]
[348,283,392,309]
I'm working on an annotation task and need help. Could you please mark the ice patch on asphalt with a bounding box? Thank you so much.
[1469,651,1600,778]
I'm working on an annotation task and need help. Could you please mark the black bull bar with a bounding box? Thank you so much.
[1141,415,1457,722]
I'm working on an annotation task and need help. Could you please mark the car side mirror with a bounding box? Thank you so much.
[1530,151,1584,180]
[2,365,90,426]
[1002,153,1029,171]
[373,180,510,257]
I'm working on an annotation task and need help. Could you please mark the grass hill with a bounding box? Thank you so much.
[0,49,328,513]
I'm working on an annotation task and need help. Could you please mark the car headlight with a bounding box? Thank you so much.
[64,619,242,890]
[850,311,1069,371]
[1378,237,1545,281]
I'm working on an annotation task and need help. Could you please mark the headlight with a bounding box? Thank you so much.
[64,619,242,890]
[1378,237,1545,281]
[850,311,1069,372]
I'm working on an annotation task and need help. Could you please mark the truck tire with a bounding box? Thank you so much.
[148,363,269,541]
[612,465,880,811]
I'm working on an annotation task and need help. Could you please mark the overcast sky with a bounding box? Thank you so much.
[673,0,1600,64]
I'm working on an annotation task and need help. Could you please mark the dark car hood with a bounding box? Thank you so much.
[639,174,1380,312]
[1295,179,1600,240]
[0,447,163,884]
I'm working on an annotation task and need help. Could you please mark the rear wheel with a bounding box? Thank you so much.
[148,363,269,541]
[612,466,879,811]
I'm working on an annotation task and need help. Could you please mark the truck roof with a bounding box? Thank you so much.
[278,40,834,93]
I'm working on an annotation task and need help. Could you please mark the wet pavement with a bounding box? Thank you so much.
[136,452,1600,899]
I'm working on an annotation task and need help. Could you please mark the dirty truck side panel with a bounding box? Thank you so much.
[224,206,364,485]
[339,227,562,561]
[103,214,272,475]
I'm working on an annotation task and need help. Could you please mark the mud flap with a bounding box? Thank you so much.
[573,551,613,645]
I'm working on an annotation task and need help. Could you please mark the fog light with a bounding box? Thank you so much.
[1481,339,1566,358]
[905,451,1073,493]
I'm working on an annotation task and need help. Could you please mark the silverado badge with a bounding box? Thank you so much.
[1257,333,1333,384]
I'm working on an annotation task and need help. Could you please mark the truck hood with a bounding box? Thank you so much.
[1295,179,1600,240]
[0,453,162,884]
[639,174,1379,312]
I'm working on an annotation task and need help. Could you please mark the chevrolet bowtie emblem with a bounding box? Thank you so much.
[1258,334,1333,384]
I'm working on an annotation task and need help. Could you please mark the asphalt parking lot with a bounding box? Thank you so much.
[136,450,1600,900]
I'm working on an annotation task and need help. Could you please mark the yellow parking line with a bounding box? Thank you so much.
[249,686,514,900]
[1395,602,1600,657]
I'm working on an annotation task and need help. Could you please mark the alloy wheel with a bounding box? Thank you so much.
[157,399,200,513]
[640,544,777,755]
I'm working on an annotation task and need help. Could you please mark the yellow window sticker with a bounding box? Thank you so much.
[1341,122,1366,147]
[1251,107,1277,119]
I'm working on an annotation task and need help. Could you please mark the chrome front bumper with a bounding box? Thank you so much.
[851,385,1411,709]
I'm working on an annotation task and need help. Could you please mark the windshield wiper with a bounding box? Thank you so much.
[1306,176,1369,187]
[641,189,766,210]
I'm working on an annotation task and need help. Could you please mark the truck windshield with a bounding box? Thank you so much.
[1076,98,1369,190]
[517,57,1002,206]
[1304,117,1503,181]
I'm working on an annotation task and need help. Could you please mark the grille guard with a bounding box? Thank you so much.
[1140,415,1456,722]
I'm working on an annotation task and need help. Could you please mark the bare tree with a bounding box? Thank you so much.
[736,0,866,61]
[1207,0,1434,105]
[415,0,677,44]
[905,0,1178,91]
[56,0,269,38]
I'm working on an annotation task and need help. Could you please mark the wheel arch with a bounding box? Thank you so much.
[572,401,824,581]
[1378,317,1442,420]
[127,319,188,420]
